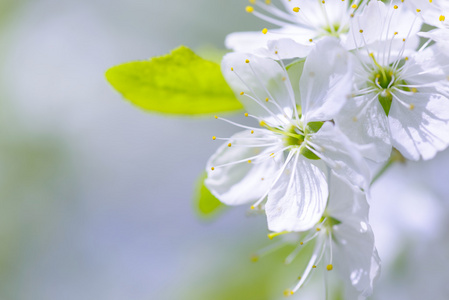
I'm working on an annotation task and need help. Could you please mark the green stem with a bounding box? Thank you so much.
[371,148,406,186]
[370,159,394,186]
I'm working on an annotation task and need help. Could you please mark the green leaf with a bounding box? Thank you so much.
[193,172,225,218]
[286,59,305,106]
[106,46,243,115]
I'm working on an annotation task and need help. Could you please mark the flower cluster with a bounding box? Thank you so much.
[205,0,449,298]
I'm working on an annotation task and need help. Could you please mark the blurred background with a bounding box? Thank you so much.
[0,0,448,299]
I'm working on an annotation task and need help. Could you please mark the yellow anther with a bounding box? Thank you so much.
[268,231,289,239]
[352,116,358,122]
[249,0,256,3]
[250,205,255,210]
[240,91,244,95]
[309,38,313,42]
[300,242,304,245]
[245,6,254,13]
[228,143,232,147]
[405,56,409,61]
[260,120,266,127]
[394,31,398,35]
[248,160,252,163]
[440,15,446,22]
[250,254,259,262]
[265,97,269,102]
[416,9,421,13]
[394,5,398,9]
[283,289,292,297]
[316,228,321,231]
[359,29,364,33]
[231,67,234,71]
[297,276,302,280]
[292,7,300,12]
[261,177,264,181]
[245,59,250,63]
[403,38,406,42]
[351,4,358,9]
[212,136,216,140]
[244,113,249,117]
[327,264,333,271]
[262,28,268,34]
[322,0,325,3]
[412,87,418,93]
[410,104,415,110]
[312,265,317,269]
[265,0,271,4]
[214,115,218,119]
[274,50,278,54]
[211,167,215,171]
[251,130,254,134]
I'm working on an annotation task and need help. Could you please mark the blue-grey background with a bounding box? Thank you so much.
[0,0,448,299]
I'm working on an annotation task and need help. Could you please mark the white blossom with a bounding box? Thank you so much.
[264,174,380,298]
[205,38,369,232]
[226,0,368,59]
[335,1,449,161]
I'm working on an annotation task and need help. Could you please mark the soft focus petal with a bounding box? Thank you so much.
[265,38,312,60]
[327,174,380,297]
[419,29,449,56]
[345,1,422,51]
[225,27,314,60]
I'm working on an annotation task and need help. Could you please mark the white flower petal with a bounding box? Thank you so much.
[225,27,314,60]
[300,37,352,123]
[309,122,370,189]
[221,52,294,125]
[389,92,449,160]
[419,29,449,52]
[265,38,312,60]
[205,130,283,205]
[327,174,380,297]
[345,1,422,51]
[335,95,392,163]
[225,31,273,55]
[280,0,349,28]
[265,155,328,232]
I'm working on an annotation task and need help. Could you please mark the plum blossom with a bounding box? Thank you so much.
[335,1,449,161]
[205,38,369,232]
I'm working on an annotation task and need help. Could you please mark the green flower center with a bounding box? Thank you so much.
[284,127,305,147]
[278,121,324,160]
[368,55,413,116]
[319,213,342,232]
[260,120,324,160]
[321,23,349,38]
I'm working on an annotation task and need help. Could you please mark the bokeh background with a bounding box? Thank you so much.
[0,0,448,299]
